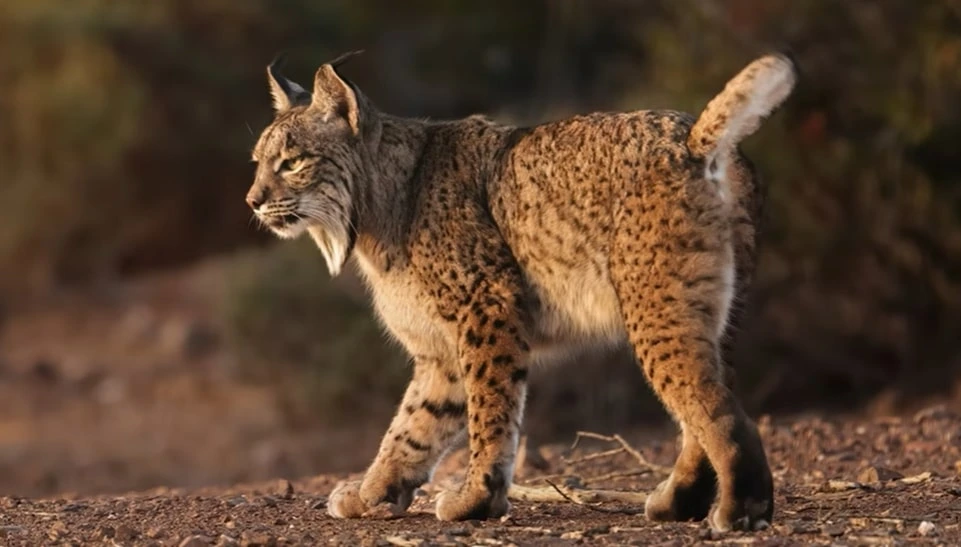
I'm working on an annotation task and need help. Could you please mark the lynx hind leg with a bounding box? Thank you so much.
[648,156,761,523]
[611,191,772,532]
[645,425,717,522]
[328,358,466,519]
[644,332,744,523]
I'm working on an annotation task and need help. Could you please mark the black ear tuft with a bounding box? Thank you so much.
[327,50,365,70]
[267,53,311,112]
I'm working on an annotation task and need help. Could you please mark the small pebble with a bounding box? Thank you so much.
[179,535,213,547]
[225,496,248,507]
[115,524,138,541]
[918,521,937,536]
[259,495,278,508]
[240,529,276,546]
[47,521,68,541]
[822,523,846,537]
[279,480,294,500]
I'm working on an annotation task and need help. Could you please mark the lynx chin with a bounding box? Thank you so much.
[246,51,796,532]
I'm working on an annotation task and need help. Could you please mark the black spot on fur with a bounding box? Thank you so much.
[405,437,430,451]
[465,329,484,347]
[421,399,467,418]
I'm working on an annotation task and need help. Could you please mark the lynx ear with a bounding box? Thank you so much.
[310,51,365,135]
[267,55,310,113]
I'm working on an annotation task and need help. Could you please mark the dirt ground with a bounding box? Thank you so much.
[1,260,960,545]
[0,408,959,546]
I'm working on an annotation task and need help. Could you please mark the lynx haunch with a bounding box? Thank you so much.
[246,51,797,532]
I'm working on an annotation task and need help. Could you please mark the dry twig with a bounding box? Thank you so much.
[507,482,647,513]
[583,469,652,484]
[569,431,671,475]
[543,479,645,515]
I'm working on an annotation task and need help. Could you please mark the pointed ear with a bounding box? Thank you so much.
[267,55,310,114]
[310,63,361,135]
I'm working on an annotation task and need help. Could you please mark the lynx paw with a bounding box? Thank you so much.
[327,480,368,519]
[708,496,772,532]
[645,470,717,523]
[435,487,510,521]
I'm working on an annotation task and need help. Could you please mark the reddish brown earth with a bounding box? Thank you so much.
[1,261,960,545]
[1,410,960,546]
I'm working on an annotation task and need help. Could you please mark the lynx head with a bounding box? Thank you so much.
[246,51,377,276]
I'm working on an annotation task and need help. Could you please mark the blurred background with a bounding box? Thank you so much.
[2,0,961,498]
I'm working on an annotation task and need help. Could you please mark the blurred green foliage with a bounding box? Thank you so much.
[222,238,409,423]
[3,0,961,417]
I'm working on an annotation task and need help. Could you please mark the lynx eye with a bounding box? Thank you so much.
[278,156,307,174]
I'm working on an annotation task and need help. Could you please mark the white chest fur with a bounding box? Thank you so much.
[353,253,453,360]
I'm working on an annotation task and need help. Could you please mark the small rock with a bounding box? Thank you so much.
[585,525,611,536]
[31,359,60,384]
[0,525,25,538]
[98,525,115,539]
[186,323,219,357]
[790,523,820,534]
[308,498,326,510]
[649,540,684,547]
[918,521,937,536]
[913,405,952,423]
[279,480,294,500]
[73,368,106,392]
[146,526,167,539]
[119,305,159,343]
[95,376,128,405]
[823,479,860,492]
[115,524,138,541]
[161,320,218,359]
[259,495,279,508]
[179,535,214,547]
[446,527,470,537]
[225,496,248,507]
[240,529,277,547]
[697,528,720,541]
[0,497,21,509]
[899,471,932,484]
[47,521,68,541]
[953,459,961,476]
[858,466,903,483]
[217,534,241,547]
[822,523,846,537]
[60,502,87,512]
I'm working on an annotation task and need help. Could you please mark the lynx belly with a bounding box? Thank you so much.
[523,257,626,356]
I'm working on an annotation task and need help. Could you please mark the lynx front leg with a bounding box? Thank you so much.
[328,357,466,518]
[434,289,530,521]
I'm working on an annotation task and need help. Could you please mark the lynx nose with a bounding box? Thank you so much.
[246,189,267,210]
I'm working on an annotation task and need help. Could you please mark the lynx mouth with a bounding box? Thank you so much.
[260,210,309,239]
[264,213,301,228]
